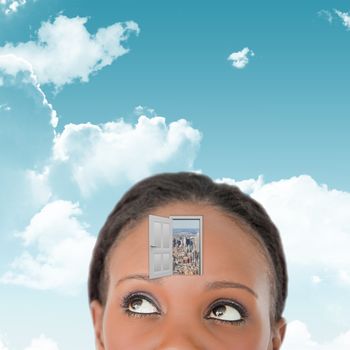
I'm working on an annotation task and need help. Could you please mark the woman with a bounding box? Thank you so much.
[88,171,288,349]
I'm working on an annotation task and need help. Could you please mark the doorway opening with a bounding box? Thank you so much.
[149,215,203,279]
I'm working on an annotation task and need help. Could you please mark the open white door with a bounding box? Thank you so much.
[149,215,173,279]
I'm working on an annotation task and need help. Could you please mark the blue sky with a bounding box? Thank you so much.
[0,0,350,349]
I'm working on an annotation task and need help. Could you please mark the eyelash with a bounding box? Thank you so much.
[120,292,248,325]
[205,298,248,326]
[120,291,161,319]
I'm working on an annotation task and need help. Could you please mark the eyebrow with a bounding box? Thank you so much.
[115,274,258,298]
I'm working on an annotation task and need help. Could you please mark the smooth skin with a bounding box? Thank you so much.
[90,201,287,349]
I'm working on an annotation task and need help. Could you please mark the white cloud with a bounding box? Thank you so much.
[335,10,350,30]
[283,320,350,350]
[227,47,254,69]
[0,54,58,127]
[216,175,350,281]
[0,200,96,294]
[0,15,140,88]
[24,335,59,350]
[52,115,202,196]
[1,0,27,15]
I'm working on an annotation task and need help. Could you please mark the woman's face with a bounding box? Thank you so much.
[90,201,286,350]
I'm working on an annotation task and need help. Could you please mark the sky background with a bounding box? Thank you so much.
[0,0,350,349]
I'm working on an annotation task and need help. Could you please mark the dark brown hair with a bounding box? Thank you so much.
[88,171,288,322]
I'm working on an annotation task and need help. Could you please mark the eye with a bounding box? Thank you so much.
[206,300,247,324]
[121,292,160,315]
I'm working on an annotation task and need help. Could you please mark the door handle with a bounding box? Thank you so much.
[150,245,157,248]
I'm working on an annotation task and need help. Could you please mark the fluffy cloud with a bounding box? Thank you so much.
[0,0,27,15]
[334,10,350,30]
[24,335,59,350]
[0,54,58,127]
[52,115,202,196]
[283,320,350,350]
[227,47,254,69]
[216,174,350,281]
[0,200,96,294]
[0,15,139,88]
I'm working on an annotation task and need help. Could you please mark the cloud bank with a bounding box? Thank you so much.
[216,174,350,281]
[0,105,202,294]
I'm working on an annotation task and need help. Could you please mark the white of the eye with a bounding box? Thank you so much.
[210,304,242,321]
[129,297,158,314]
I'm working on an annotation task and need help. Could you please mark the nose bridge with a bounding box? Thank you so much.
[156,308,206,350]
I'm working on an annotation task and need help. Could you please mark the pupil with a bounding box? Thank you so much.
[131,299,142,310]
[213,305,226,316]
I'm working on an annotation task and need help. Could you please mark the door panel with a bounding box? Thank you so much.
[149,215,173,278]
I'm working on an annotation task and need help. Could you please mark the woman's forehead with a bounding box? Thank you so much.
[107,201,271,298]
